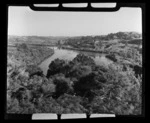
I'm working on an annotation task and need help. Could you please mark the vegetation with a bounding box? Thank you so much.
[7,54,142,114]
[8,35,68,46]
[64,32,141,50]
[105,54,118,62]
[7,32,142,115]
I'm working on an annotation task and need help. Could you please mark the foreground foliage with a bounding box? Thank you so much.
[7,42,142,114]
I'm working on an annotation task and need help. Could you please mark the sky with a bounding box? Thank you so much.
[8,6,142,36]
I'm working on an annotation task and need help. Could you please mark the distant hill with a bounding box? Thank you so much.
[106,31,142,40]
[8,31,142,46]
[64,31,142,47]
[92,31,142,41]
[8,35,69,45]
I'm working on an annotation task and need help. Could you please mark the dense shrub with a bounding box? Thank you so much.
[56,94,87,113]
[87,65,142,115]
[51,74,74,98]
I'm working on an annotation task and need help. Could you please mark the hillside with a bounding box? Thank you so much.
[63,32,142,51]
[8,35,69,45]
[65,31,142,41]
[8,31,142,46]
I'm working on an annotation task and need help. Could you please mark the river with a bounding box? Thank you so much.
[39,47,113,75]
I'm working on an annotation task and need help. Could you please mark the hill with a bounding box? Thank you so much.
[8,31,142,47]
[8,35,69,45]
[63,31,142,49]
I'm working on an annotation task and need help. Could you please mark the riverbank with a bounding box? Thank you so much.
[38,47,115,76]
[36,50,54,66]
[8,44,55,68]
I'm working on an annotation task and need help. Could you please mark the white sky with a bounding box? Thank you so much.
[8,6,142,36]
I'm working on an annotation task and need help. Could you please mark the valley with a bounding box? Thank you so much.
[7,31,142,114]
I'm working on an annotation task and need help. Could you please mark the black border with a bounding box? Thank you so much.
[2,1,146,120]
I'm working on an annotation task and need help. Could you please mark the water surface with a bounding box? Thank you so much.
[39,47,113,75]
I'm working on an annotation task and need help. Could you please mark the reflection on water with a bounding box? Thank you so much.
[39,47,113,75]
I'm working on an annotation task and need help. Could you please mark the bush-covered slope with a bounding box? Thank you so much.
[7,53,142,115]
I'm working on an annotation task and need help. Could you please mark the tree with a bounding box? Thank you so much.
[46,59,67,78]
[7,97,21,113]
[16,43,29,52]
[41,82,56,96]
[36,96,61,113]
[52,74,74,98]
[66,65,92,79]
[56,94,87,113]
[26,65,43,77]
[73,72,104,101]
[72,54,96,66]
[11,87,31,104]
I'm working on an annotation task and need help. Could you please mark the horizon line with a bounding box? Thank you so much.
[8,31,142,37]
